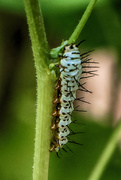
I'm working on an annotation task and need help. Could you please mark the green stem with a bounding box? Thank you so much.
[68,0,97,44]
[24,0,53,180]
[88,119,121,180]
[33,74,53,180]
[24,0,49,70]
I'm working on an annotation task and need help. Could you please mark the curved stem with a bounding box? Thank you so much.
[24,0,49,70]
[68,0,97,44]
[24,1,53,180]
[88,119,121,180]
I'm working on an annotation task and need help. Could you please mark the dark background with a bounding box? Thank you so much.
[0,0,121,180]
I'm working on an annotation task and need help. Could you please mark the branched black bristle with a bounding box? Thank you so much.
[74,105,80,110]
[82,58,92,63]
[74,105,86,112]
[82,60,99,64]
[68,125,75,133]
[74,77,92,93]
[81,55,91,60]
[76,40,85,47]
[76,97,90,104]
[71,120,80,124]
[59,148,62,156]
[68,112,71,117]
[65,144,73,152]
[78,88,92,93]
[62,147,67,152]
[56,152,60,158]
[69,131,85,136]
[68,138,83,146]
[82,70,98,73]
[79,83,92,94]
[80,50,94,57]
[78,88,92,94]
[82,70,98,76]
[82,65,99,68]
[82,57,99,64]
[71,120,85,125]
[80,75,96,79]
[74,109,87,112]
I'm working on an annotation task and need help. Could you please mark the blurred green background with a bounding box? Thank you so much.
[0,0,121,180]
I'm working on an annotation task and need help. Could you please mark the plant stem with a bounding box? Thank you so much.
[88,119,121,180]
[24,0,53,180]
[33,74,53,180]
[24,0,49,70]
[68,0,97,44]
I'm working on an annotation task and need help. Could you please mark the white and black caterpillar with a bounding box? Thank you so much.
[50,42,97,156]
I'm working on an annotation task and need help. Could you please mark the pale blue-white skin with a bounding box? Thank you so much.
[58,126,70,138]
[56,45,82,152]
[58,116,72,127]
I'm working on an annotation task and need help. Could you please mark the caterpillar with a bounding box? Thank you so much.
[50,41,97,156]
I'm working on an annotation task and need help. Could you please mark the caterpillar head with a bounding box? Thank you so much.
[64,44,78,52]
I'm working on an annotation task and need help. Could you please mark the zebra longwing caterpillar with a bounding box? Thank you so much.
[50,41,97,156]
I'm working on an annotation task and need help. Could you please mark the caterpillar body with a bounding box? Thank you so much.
[50,42,96,155]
